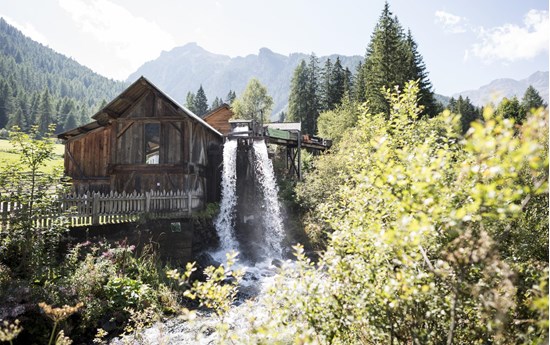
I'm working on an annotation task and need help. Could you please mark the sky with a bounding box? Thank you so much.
[0,0,548,96]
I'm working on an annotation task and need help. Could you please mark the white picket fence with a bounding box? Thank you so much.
[0,190,202,228]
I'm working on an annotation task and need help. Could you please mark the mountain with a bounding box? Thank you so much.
[453,71,549,107]
[0,18,126,132]
[128,43,363,119]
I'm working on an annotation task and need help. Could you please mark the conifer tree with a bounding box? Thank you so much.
[225,90,237,105]
[329,57,346,109]
[360,2,436,117]
[521,85,546,112]
[354,61,367,103]
[404,30,438,116]
[185,91,197,114]
[194,85,209,116]
[37,89,54,136]
[305,54,321,134]
[211,96,223,110]
[320,58,333,111]
[448,95,480,134]
[288,60,309,126]
[0,80,12,129]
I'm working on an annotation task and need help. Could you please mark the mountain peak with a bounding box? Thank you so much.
[454,71,549,106]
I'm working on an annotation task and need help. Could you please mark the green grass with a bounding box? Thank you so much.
[0,139,64,174]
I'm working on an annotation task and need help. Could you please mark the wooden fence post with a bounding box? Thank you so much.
[92,193,99,225]
[145,191,151,213]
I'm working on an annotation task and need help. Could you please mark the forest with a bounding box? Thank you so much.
[0,2,548,344]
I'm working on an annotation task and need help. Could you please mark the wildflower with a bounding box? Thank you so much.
[0,319,22,344]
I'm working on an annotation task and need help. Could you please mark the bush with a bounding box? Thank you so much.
[227,81,548,344]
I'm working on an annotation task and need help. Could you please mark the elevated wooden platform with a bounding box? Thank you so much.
[226,120,332,179]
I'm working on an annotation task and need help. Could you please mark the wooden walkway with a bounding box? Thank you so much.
[0,190,202,229]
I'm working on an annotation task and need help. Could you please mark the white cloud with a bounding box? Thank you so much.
[57,0,175,79]
[434,10,468,33]
[1,14,49,46]
[469,9,549,63]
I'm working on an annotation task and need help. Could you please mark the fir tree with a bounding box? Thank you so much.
[521,85,546,112]
[37,89,54,136]
[63,113,78,132]
[288,60,310,125]
[211,96,223,110]
[185,91,197,114]
[448,96,480,134]
[320,58,333,111]
[194,85,209,116]
[225,90,237,105]
[0,80,12,129]
[329,57,346,109]
[404,30,438,116]
[306,54,321,134]
[361,2,436,118]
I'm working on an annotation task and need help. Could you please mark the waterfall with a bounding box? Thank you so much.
[214,139,239,252]
[252,140,284,259]
[214,135,285,261]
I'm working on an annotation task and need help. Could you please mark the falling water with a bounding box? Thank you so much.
[214,139,239,252]
[253,139,284,259]
[113,138,289,344]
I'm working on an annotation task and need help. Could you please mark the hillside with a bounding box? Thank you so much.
[0,18,126,132]
[128,43,363,118]
[454,71,549,107]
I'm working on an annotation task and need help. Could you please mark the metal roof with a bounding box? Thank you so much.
[265,122,301,132]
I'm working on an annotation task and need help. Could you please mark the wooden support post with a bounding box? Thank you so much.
[297,130,302,180]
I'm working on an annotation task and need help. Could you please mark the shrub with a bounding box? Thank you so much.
[228,81,548,344]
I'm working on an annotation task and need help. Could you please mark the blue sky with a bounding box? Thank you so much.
[0,0,548,96]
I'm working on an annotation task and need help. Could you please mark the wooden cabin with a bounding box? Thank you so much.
[202,103,234,135]
[58,76,223,205]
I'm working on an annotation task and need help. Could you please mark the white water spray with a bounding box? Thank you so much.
[253,140,284,258]
[214,139,239,251]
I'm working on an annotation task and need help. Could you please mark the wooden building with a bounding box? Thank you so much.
[58,76,223,205]
[202,103,234,135]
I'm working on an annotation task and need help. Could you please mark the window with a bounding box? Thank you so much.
[145,123,160,164]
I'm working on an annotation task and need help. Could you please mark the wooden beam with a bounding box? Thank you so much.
[66,149,84,178]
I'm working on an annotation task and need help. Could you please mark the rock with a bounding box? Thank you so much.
[271,258,283,268]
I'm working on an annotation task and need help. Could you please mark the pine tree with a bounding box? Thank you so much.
[329,57,346,109]
[63,113,78,132]
[28,93,40,127]
[0,80,12,129]
[354,61,367,103]
[448,96,480,134]
[521,85,546,112]
[343,67,354,97]
[225,90,237,105]
[211,96,223,110]
[288,60,310,125]
[305,54,321,134]
[185,91,197,114]
[363,2,406,116]
[7,107,26,129]
[404,30,438,116]
[361,2,436,118]
[37,89,54,136]
[194,85,209,116]
[320,58,333,111]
